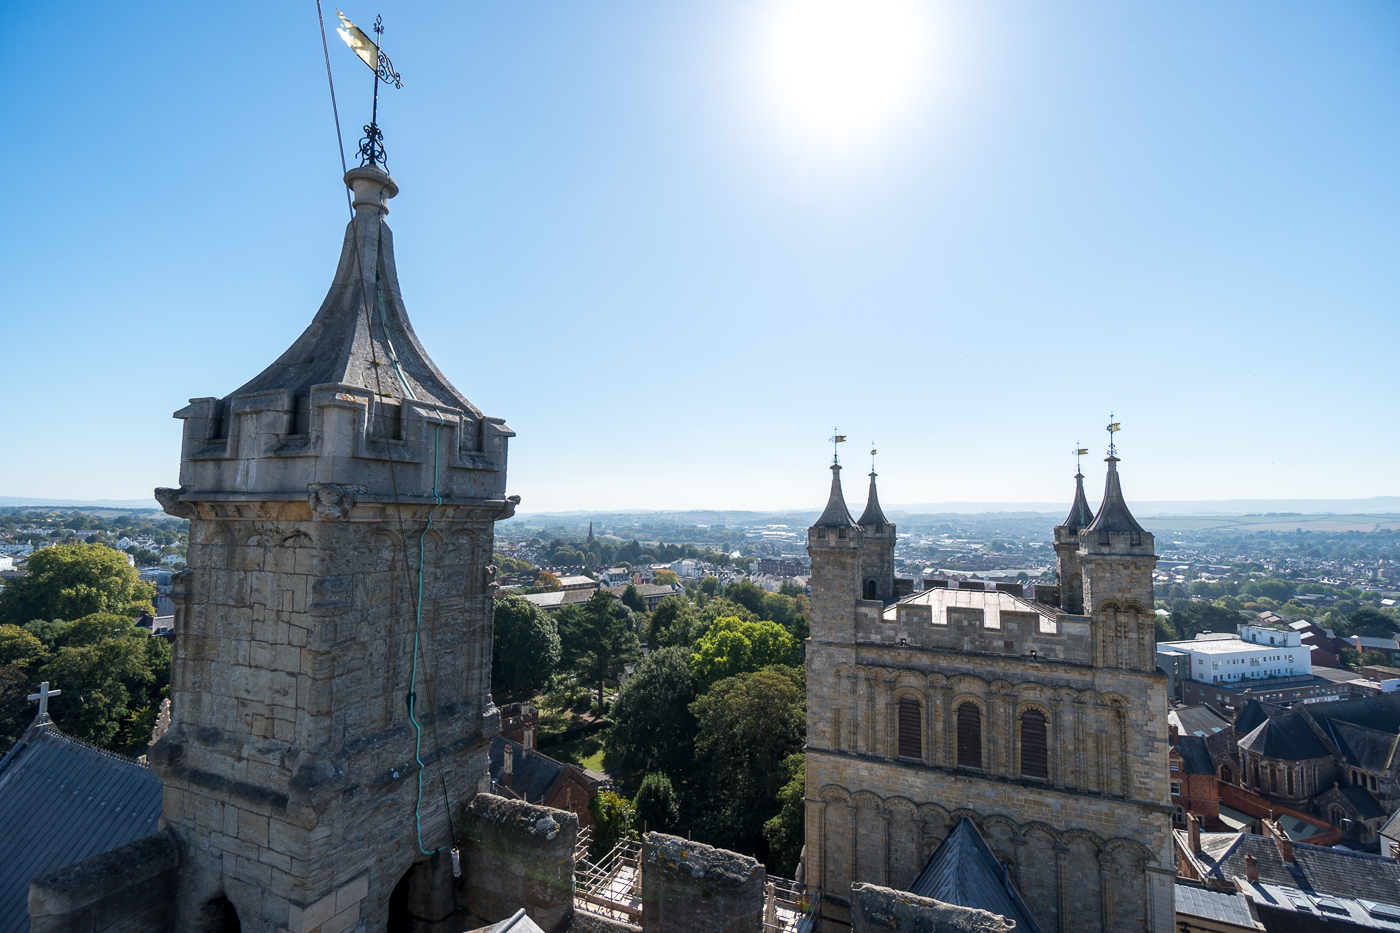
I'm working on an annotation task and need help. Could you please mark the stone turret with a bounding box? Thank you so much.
[149,165,517,932]
[1053,471,1095,613]
[807,463,862,641]
[1079,456,1157,671]
[856,470,895,602]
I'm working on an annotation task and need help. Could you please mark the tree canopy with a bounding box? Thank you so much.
[561,590,641,712]
[492,595,561,694]
[0,544,155,627]
[690,617,800,690]
[634,772,680,834]
[605,646,699,776]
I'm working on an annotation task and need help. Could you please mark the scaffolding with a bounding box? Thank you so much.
[571,832,820,932]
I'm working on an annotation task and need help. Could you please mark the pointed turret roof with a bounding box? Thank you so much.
[857,471,889,527]
[815,464,856,527]
[226,166,481,415]
[1084,457,1146,536]
[1060,472,1096,533]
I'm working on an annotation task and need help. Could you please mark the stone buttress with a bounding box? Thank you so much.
[148,166,517,933]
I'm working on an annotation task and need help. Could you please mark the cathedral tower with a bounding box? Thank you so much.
[807,463,863,642]
[149,165,517,932]
[856,469,895,603]
[1052,470,1095,613]
[1080,456,1158,671]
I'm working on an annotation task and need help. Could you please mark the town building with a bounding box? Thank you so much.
[804,456,1174,931]
[488,737,601,829]
[1157,629,1310,689]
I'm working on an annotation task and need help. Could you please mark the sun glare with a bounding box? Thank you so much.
[761,0,931,147]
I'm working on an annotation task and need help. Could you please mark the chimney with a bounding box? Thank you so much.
[1169,723,1179,745]
[524,724,535,751]
[503,743,514,790]
[1187,813,1202,855]
[1266,820,1293,864]
[1244,853,1259,883]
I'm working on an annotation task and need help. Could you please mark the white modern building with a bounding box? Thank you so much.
[1159,625,1311,686]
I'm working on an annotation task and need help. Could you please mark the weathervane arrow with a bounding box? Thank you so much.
[336,10,403,170]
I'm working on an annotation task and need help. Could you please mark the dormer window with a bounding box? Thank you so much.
[838,527,848,540]
[817,527,827,539]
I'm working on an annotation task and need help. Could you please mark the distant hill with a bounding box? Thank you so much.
[0,496,162,510]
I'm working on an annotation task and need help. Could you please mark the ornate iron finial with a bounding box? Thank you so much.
[336,10,403,172]
[829,429,846,465]
[1107,413,1122,458]
[1073,442,1088,474]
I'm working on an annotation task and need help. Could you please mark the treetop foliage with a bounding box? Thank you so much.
[690,617,801,690]
[0,544,155,627]
[491,595,561,694]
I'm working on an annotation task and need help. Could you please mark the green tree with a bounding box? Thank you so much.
[1168,602,1247,640]
[620,584,648,616]
[605,646,698,776]
[492,595,561,694]
[0,625,48,668]
[647,596,697,648]
[763,753,806,876]
[1241,578,1295,603]
[634,772,680,834]
[41,634,163,747]
[724,579,767,616]
[690,669,805,854]
[699,576,721,599]
[690,617,800,691]
[778,580,806,598]
[535,572,562,593]
[570,591,641,713]
[0,544,155,626]
[588,791,638,860]
[654,570,679,586]
[1344,607,1400,639]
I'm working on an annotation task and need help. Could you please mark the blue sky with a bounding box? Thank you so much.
[4,1,1397,512]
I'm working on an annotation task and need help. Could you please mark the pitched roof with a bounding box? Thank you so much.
[0,725,163,933]
[856,472,889,528]
[1175,735,1217,774]
[813,464,856,528]
[488,736,566,806]
[907,818,1044,933]
[1329,720,1400,773]
[1337,785,1386,821]
[1059,472,1096,534]
[1084,457,1147,537]
[1184,831,1400,904]
[1240,880,1400,931]
[1238,717,1331,761]
[1172,705,1232,738]
[1173,883,1260,929]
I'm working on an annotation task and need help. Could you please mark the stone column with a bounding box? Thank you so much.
[1055,845,1070,933]
[1098,850,1114,933]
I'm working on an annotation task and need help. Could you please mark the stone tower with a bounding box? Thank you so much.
[1081,456,1157,672]
[150,165,517,933]
[856,470,896,603]
[804,452,1173,933]
[1052,470,1095,614]
[806,463,863,643]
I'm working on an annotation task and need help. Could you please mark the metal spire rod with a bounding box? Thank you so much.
[1107,413,1122,458]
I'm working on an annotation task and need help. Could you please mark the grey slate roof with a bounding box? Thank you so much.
[1185,831,1400,905]
[1241,880,1400,931]
[856,472,889,528]
[0,725,163,933]
[1084,457,1147,536]
[1339,785,1386,821]
[1176,735,1217,775]
[1174,883,1259,928]
[1172,705,1232,738]
[1330,720,1400,773]
[1238,717,1331,761]
[813,464,857,528]
[908,818,1044,933]
[1059,472,1096,534]
[489,736,567,805]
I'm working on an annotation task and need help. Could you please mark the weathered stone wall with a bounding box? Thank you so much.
[640,833,765,933]
[28,829,179,933]
[460,794,577,933]
[150,500,499,932]
[849,883,1014,933]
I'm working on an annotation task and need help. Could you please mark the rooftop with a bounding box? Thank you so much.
[887,586,1060,631]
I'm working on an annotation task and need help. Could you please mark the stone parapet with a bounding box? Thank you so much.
[850,883,1013,933]
[28,829,180,933]
[640,832,765,933]
[460,794,578,932]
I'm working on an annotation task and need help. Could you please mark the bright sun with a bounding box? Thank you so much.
[760,0,931,146]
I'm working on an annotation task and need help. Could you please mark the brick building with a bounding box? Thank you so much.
[803,456,1174,932]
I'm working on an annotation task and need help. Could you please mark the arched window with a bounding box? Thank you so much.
[1330,805,1345,827]
[1220,763,1233,784]
[956,703,982,769]
[1173,806,1186,825]
[898,697,922,759]
[1287,769,1295,796]
[865,580,878,600]
[1269,764,1278,793]
[1020,709,1048,779]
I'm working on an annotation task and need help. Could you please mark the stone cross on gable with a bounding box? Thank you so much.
[27,681,60,725]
